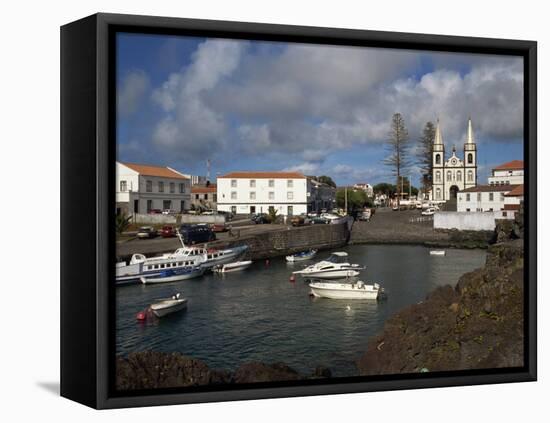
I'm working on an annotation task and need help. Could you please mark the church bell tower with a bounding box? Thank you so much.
[463,118,477,189]
[432,119,445,201]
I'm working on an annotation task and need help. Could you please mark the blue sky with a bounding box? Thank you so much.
[116,33,524,186]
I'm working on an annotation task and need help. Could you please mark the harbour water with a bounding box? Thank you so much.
[116,245,486,376]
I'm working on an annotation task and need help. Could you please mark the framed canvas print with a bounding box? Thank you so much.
[60,13,537,409]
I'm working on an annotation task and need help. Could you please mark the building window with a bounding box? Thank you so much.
[195,194,199,200]
[147,199,153,212]
[468,170,473,182]
[231,191,237,200]
[250,191,256,200]
[170,182,175,193]
[269,191,275,200]
[287,179,293,188]
[179,183,185,193]
[447,171,452,182]
[269,179,275,187]
[435,154,441,165]
[287,191,294,200]
[503,211,508,217]
[466,193,470,201]
[231,206,237,214]
[435,171,441,182]
[231,179,237,188]
[477,193,482,202]
[250,179,256,188]
[163,200,171,210]
[120,180,127,192]
[457,171,462,181]
[489,193,494,201]
[436,188,441,200]
[250,206,256,214]
[158,181,164,193]
[146,180,152,192]
[468,153,473,164]
[213,194,217,202]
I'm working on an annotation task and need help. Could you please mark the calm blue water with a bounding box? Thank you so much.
[116,245,486,376]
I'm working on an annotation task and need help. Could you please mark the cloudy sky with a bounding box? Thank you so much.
[116,33,524,186]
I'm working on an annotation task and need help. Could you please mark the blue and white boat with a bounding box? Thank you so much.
[116,254,203,286]
[285,249,318,262]
[140,265,205,284]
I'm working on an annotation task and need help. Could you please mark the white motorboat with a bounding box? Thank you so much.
[140,265,205,284]
[429,250,446,256]
[166,244,249,270]
[309,281,382,300]
[149,293,188,317]
[285,249,318,262]
[292,252,364,279]
[213,260,253,273]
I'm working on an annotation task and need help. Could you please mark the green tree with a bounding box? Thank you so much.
[383,113,410,206]
[115,213,132,235]
[316,175,336,188]
[267,207,279,224]
[417,121,436,195]
[373,182,397,196]
[336,188,367,211]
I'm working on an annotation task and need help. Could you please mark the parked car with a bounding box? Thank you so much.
[290,214,311,227]
[217,210,234,221]
[160,225,176,238]
[162,209,176,215]
[251,213,270,224]
[148,208,162,214]
[357,209,372,221]
[421,207,435,216]
[178,224,216,244]
[310,216,330,224]
[201,209,216,215]
[137,226,158,239]
[210,223,228,233]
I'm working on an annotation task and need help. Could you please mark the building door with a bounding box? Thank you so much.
[450,185,459,200]
[147,200,153,213]
[287,206,293,216]
[250,206,256,214]
[163,200,172,210]
[180,200,185,212]
[231,206,237,214]
[133,199,139,214]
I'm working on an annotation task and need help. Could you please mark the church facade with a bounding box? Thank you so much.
[430,118,478,202]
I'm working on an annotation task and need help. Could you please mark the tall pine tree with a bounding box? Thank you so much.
[383,113,410,206]
[417,121,436,198]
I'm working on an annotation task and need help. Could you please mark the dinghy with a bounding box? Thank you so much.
[213,260,253,273]
[285,249,318,262]
[149,293,188,318]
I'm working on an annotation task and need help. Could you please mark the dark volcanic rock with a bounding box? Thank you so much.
[116,351,232,390]
[357,210,525,375]
[233,361,301,384]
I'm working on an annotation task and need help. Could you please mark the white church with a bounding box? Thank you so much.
[430,118,478,202]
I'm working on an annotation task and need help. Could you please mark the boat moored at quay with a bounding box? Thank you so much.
[309,280,383,300]
[292,252,364,280]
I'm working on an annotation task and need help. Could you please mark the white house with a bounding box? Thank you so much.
[217,171,315,216]
[488,160,524,186]
[457,184,518,214]
[503,184,524,217]
[116,162,191,215]
[353,183,374,197]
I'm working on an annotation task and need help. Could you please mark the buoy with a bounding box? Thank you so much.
[289,275,296,283]
[136,311,147,321]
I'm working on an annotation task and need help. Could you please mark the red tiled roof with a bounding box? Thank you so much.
[504,184,524,197]
[120,162,188,180]
[191,184,217,193]
[218,171,306,179]
[493,160,524,171]
[504,204,520,211]
[460,184,519,193]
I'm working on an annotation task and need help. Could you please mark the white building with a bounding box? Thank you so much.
[431,118,477,202]
[488,160,524,186]
[503,184,524,217]
[217,171,327,216]
[116,162,191,215]
[353,183,374,197]
[457,184,518,213]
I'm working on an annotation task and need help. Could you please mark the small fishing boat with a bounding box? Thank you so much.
[149,293,188,318]
[285,249,318,262]
[309,281,383,300]
[429,250,446,256]
[213,260,253,273]
[292,252,364,279]
[140,265,205,284]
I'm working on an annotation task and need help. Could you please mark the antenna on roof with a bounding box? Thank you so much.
[206,159,211,184]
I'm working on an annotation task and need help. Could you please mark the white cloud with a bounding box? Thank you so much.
[117,70,149,117]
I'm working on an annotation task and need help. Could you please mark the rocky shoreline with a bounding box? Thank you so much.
[116,207,525,389]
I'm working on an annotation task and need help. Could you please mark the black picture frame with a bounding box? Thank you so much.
[61,12,537,409]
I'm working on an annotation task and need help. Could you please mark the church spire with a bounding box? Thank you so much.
[434,118,443,145]
[466,117,474,144]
